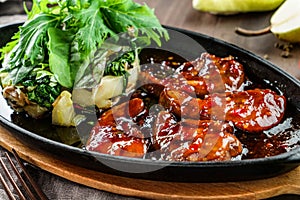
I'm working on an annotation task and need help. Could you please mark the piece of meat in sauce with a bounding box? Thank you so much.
[177,52,246,95]
[86,98,148,158]
[160,88,286,133]
[139,52,246,98]
[152,111,242,161]
[225,89,286,132]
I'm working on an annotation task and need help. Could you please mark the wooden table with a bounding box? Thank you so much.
[1,0,300,199]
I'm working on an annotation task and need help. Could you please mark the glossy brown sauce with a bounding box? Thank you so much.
[139,48,300,160]
[86,48,300,161]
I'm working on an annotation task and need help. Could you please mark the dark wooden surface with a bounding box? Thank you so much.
[1,0,300,199]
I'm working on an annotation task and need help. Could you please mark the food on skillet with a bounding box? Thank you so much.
[86,52,286,161]
[140,53,246,97]
[152,113,242,161]
[87,98,148,158]
[0,0,169,124]
[159,89,286,132]
[0,0,290,162]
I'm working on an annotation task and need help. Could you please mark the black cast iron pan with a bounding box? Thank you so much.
[0,23,300,182]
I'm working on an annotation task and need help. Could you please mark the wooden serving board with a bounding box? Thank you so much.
[1,125,300,200]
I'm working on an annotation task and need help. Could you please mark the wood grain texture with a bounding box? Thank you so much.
[1,125,300,200]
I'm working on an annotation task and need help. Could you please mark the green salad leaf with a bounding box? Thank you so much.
[73,0,114,56]
[48,27,74,88]
[3,14,60,84]
[0,0,169,109]
[100,0,169,46]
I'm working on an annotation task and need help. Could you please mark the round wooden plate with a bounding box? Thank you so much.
[1,125,300,200]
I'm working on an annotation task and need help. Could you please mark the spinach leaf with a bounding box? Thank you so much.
[6,14,60,84]
[48,27,74,88]
[23,69,61,109]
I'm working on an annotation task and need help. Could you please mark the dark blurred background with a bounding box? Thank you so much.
[0,0,31,15]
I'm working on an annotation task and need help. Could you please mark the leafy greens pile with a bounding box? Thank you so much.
[0,0,169,109]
